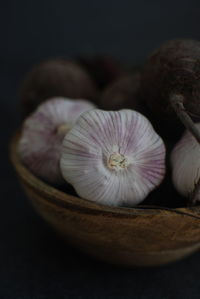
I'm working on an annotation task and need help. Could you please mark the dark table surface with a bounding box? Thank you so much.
[2,1,200,298]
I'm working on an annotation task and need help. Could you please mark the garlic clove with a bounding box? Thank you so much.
[18,97,96,185]
[171,125,200,197]
[60,109,166,207]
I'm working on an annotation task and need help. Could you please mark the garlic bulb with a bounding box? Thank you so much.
[18,97,96,185]
[171,125,200,197]
[61,109,166,207]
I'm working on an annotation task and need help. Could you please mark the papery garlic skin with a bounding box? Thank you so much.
[18,97,96,185]
[171,125,200,196]
[61,109,166,207]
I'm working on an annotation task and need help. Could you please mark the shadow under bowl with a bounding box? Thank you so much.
[10,133,200,267]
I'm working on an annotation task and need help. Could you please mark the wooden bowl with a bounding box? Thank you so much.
[10,133,200,267]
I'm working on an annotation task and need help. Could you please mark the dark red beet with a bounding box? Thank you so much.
[140,39,200,138]
[140,39,200,205]
[77,55,125,89]
[99,72,142,111]
[19,59,98,116]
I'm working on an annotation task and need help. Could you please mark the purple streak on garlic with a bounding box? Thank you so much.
[60,109,166,206]
[18,97,96,185]
[171,124,200,196]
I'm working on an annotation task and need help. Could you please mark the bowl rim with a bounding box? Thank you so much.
[10,132,200,219]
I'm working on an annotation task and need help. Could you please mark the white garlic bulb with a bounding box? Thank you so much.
[18,97,96,185]
[60,109,166,207]
[171,124,200,197]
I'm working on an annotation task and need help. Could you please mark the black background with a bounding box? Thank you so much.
[1,1,200,298]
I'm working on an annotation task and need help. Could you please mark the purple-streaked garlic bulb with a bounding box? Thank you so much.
[18,97,96,185]
[60,109,166,207]
[171,124,200,197]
